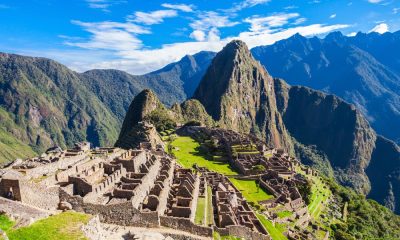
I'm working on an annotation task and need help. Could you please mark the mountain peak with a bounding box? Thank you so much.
[193,41,291,149]
[224,39,249,51]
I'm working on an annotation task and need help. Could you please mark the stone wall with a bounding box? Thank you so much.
[156,160,175,214]
[84,168,126,203]
[59,189,159,227]
[55,158,104,182]
[160,216,213,237]
[214,225,272,240]
[26,155,87,179]
[131,158,161,209]
[20,181,59,210]
[259,178,279,197]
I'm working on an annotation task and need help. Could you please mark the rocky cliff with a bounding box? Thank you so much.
[274,79,376,194]
[193,40,291,150]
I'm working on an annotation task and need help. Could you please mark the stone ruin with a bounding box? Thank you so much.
[0,124,323,239]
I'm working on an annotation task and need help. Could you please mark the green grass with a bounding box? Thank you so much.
[256,213,288,240]
[206,186,214,226]
[0,215,14,232]
[308,176,331,219]
[195,197,206,225]
[229,178,273,204]
[276,210,293,219]
[0,127,36,165]
[169,136,238,175]
[6,212,91,240]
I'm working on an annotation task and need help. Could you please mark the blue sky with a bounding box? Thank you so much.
[0,0,399,74]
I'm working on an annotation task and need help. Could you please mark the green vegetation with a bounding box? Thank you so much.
[206,186,214,226]
[195,197,206,225]
[231,144,259,156]
[169,136,238,175]
[0,55,121,162]
[229,178,273,205]
[251,164,266,173]
[0,215,14,232]
[276,210,293,219]
[326,179,400,239]
[5,212,90,240]
[256,213,287,240]
[0,128,36,165]
[308,176,331,219]
[144,109,176,132]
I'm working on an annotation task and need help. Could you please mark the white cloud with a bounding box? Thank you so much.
[393,8,400,14]
[190,30,206,41]
[368,23,389,34]
[129,10,177,25]
[189,11,239,42]
[330,14,337,19]
[293,18,307,25]
[244,13,300,32]
[237,24,350,48]
[367,0,384,3]
[67,20,149,51]
[161,3,194,12]
[347,32,357,37]
[230,0,270,12]
[85,0,125,11]
[284,5,298,10]
[190,11,239,31]
[65,20,349,74]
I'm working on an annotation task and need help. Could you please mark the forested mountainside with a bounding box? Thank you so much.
[0,51,214,164]
[0,53,119,163]
[251,31,400,143]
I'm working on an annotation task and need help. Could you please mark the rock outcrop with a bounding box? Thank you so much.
[115,89,165,149]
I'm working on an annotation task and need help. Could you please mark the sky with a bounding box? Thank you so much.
[0,0,399,75]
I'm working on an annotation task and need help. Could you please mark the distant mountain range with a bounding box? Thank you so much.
[252,31,400,143]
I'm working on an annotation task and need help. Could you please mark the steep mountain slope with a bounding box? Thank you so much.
[0,53,119,163]
[80,51,215,120]
[114,89,166,149]
[274,79,376,193]
[115,89,214,149]
[367,136,400,212]
[193,40,291,150]
[251,32,400,143]
[274,78,400,213]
